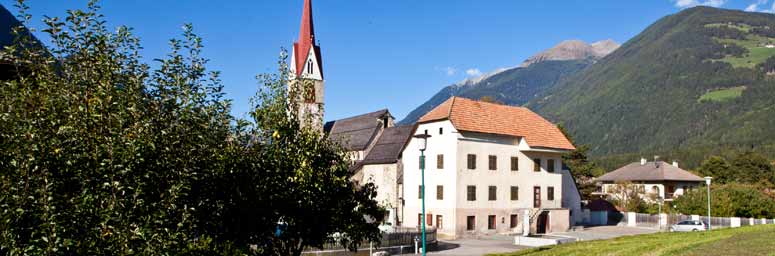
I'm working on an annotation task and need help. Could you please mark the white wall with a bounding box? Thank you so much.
[402,121,459,235]
[560,168,583,225]
[361,163,400,225]
[402,120,570,237]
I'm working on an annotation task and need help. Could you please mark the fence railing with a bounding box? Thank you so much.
[302,227,436,253]
[607,211,775,230]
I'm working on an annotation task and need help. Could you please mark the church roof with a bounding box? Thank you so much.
[596,161,705,182]
[362,126,414,165]
[292,0,323,78]
[418,97,575,150]
[324,109,391,151]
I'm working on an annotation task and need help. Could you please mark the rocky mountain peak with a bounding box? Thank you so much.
[520,39,620,67]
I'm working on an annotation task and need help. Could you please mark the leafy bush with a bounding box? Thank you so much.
[673,183,775,218]
[0,2,383,255]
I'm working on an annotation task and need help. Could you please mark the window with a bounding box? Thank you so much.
[467,186,476,201]
[437,215,444,230]
[488,186,497,201]
[548,159,555,173]
[533,158,541,172]
[439,127,443,135]
[511,186,519,201]
[418,213,422,227]
[307,59,313,74]
[437,154,444,169]
[488,215,496,230]
[510,214,519,228]
[488,155,497,170]
[418,185,423,199]
[466,216,475,230]
[427,214,433,226]
[548,186,555,201]
[511,157,519,171]
[467,154,477,170]
[436,185,444,200]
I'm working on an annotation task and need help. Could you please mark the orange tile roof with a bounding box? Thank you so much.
[418,97,575,150]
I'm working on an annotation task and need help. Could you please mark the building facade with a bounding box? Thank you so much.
[401,97,580,238]
[324,110,413,226]
[595,159,705,202]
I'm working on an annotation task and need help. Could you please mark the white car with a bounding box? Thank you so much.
[669,220,708,232]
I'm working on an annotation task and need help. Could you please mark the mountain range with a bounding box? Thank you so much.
[401,6,775,169]
[399,39,619,125]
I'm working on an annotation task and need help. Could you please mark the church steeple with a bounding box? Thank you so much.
[290,0,325,131]
[292,0,323,80]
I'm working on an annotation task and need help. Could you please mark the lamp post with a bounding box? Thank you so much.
[657,196,664,228]
[413,134,431,256]
[705,176,712,231]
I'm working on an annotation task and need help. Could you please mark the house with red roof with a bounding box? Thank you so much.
[401,97,581,238]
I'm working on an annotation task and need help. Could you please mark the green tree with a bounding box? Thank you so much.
[731,151,775,185]
[674,183,775,218]
[0,2,384,255]
[607,182,653,213]
[559,124,606,199]
[246,54,385,255]
[697,156,733,183]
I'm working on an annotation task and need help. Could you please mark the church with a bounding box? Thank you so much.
[288,0,582,238]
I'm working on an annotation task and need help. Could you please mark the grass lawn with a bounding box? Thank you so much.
[713,34,775,69]
[698,86,746,102]
[488,224,775,256]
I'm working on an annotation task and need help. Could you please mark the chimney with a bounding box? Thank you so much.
[640,158,647,165]
[654,156,660,167]
[672,161,678,168]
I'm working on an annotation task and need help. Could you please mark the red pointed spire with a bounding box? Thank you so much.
[293,0,322,77]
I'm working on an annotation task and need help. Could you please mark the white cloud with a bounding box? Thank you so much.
[465,68,482,77]
[435,66,457,76]
[745,0,775,12]
[673,0,727,8]
[446,67,457,76]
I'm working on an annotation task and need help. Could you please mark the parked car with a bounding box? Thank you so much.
[669,220,708,232]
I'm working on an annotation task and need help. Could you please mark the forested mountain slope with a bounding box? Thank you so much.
[400,60,593,125]
[529,6,775,167]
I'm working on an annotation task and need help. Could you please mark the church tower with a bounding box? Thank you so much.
[290,0,324,130]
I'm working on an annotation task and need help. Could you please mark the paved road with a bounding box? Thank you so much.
[400,226,660,256]
[423,238,528,256]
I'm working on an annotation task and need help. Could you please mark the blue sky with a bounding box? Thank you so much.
[1,0,769,121]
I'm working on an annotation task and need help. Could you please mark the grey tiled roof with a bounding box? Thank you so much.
[324,109,390,151]
[362,126,414,165]
[596,161,705,182]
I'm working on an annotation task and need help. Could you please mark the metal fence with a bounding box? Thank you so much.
[636,213,660,228]
[302,227,436,253]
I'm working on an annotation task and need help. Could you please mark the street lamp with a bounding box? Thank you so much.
[705,176,712,231]
[413,133,431,256]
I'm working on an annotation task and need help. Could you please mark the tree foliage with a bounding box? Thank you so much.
[673,183,775,218]
[695,152,774,185]
[606,182,654,213]
[0,1,383,255]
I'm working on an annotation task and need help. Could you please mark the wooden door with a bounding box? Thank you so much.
[533,186,541,208]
